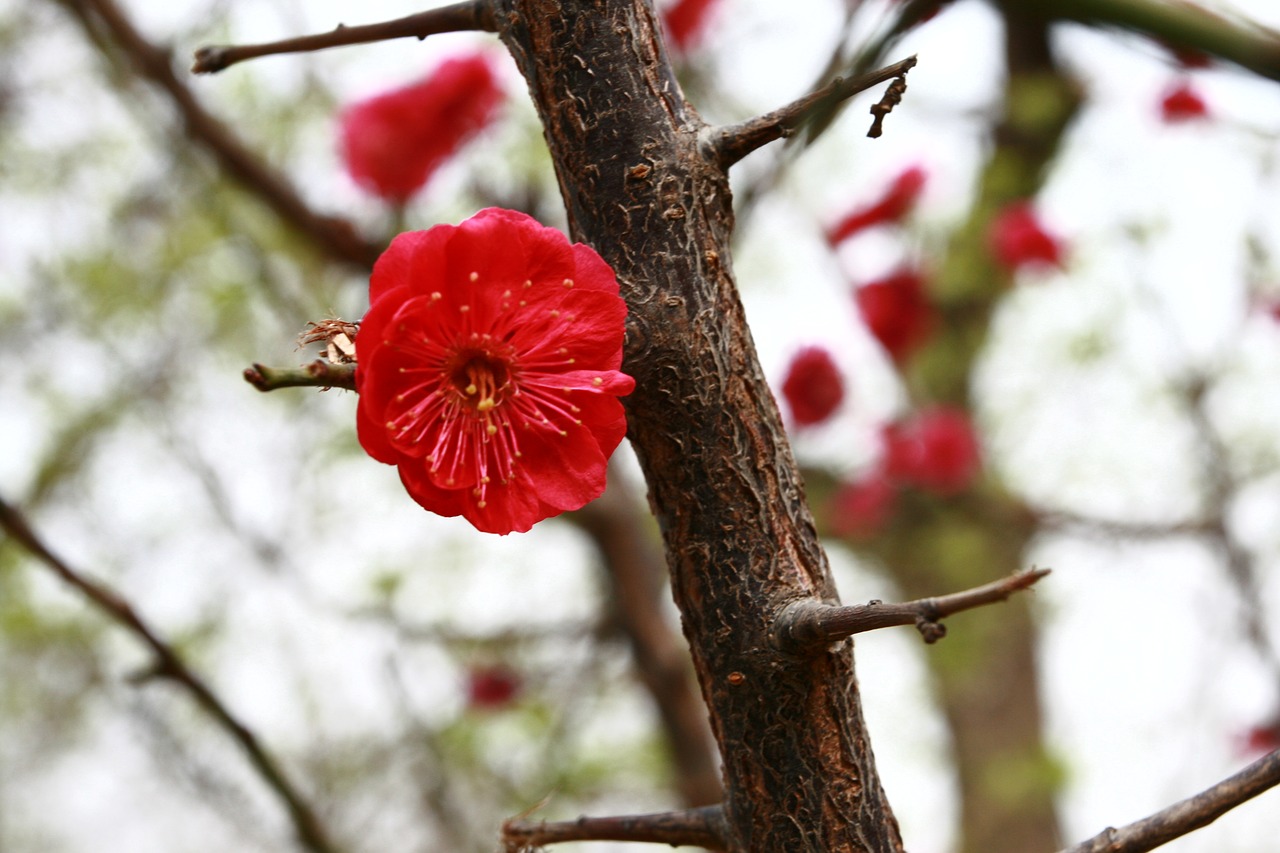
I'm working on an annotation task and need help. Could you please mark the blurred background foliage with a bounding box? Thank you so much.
[2,1,1280,852]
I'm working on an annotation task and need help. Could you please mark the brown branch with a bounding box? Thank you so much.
[0,494,338,853]
[773,568,1050,654]
[568,464,721,807]
[501,804,728,851]
[192,1,497,74]
[244,361,357,392]
[54,0,382,271]
[708,55,918,169]
[1059,749,1280,853]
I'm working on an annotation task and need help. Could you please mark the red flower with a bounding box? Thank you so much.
[466,664,522,710]
[661,0,722,54]
[829,475,896,539]
[1160,81,1210,123]
[355,208,635,535]
[827,165,928,245]
[854,269,936,363]
[781,346,844,427]
[988,202,1064,271]
[340,54,504,203]
[883,407,981,495]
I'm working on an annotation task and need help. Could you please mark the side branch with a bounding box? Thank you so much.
[707,55,917,169]
[0,494,336,853]
[501,805,728,851]
[55,0,382,271]
[245,361,357,392]
[192,0,496,74]
[773,568,1050,654]
[1059,749,1280,853]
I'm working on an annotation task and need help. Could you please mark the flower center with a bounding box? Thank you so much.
[448,351,512,414]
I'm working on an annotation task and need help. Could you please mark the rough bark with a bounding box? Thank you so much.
[494,1,903,850]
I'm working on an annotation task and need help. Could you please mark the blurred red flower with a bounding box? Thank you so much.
[466,664,522,710]
[988,202,1064,271]
[340,54,504,203]
[829,474,896,539]
[854,269,936,363]
[781,346,845,427]
[355,208,635,535]
[827,165,928,245]
[661,0,722,54]
[883,406,981,495]
[1160,81,1210,123]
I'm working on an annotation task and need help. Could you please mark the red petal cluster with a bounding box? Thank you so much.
[854,269,936,363]
[661,0,722,54]
[1159,81,1210,123]
[988,202,1064,272]
[340,54,504,204]
[829,475,896,539]
[466,664,522,710]
[883,406,981,495]
[781,346,844,427]
[828,165,928,245]
[355,208,635,535]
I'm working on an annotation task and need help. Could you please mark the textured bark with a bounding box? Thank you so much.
[495,2,903,850]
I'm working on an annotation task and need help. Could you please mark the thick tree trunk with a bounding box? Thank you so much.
[496,1,903,850]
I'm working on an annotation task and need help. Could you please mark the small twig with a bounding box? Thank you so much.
[0,494,337,853]
[501,804,728,851]
[52,0,381,271]
[244,361,357,392]
[1058,749,1280,853]
[773,568,1050,654]
[707,55,918,169]
[192,0,496,74]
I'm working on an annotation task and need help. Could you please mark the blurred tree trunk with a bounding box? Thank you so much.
[870,8,1080,852]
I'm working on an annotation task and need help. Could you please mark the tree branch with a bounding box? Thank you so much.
[569,463,721,807]
[0,494,337,853]
[1059,749,1280,853]
[773,568,1050,655]
[707,55,918,169]
[244,361,357,392]
[53,0,382,271]
[192,0,497,74]
[1040,0,1280,82]
[501,804,728,851]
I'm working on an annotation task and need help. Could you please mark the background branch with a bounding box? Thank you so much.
[774,569,1051,654]
[0,494,337,853]
[192,0,496,74]
[53,0,382,271]
[1040,0,1280,82]
[1059,749,1280,853]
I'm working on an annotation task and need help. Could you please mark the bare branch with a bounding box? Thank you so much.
[192,1,497,74]
[707,55,918,169]
[773,568,1050,655]
[244,361,357,392]
[501,804,728,851]
[1059,749,1280,853]
[0,494,337,853]
[54,0,382,271]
